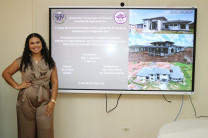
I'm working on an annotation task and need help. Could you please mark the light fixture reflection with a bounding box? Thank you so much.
[107,45,115,53]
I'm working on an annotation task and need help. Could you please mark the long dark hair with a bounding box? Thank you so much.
[20,33,55,72]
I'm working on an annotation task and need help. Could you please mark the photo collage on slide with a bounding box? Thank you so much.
[128,9,196,91]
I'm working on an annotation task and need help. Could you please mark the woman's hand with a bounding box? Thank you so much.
[17,81,32,90]
[45,65,58,117]
[45,101,55,116]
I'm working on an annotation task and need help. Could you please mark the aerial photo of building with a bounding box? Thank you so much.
[136,65,184,83]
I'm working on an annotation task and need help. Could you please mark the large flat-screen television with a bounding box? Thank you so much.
[49,7,197,95]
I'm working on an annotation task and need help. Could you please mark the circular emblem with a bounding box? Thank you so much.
[114,11,127,24]
[53,10,66,24]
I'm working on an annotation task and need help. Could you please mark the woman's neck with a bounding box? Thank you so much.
[31,53,42,61]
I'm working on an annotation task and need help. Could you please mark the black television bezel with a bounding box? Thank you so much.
[49,7,197,95]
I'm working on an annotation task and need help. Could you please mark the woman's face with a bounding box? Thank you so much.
[29,37,42,55]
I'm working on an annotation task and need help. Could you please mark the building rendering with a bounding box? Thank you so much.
[129,16,192,32]
[143,16,192,31]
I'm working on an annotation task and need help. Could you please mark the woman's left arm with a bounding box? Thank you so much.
[45,65,58,116]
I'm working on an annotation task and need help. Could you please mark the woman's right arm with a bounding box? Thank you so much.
[2,60,31,90]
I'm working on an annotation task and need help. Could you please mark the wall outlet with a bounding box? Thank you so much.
[122,127,130,132]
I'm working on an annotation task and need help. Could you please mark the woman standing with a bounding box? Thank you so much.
[2,33,58,138]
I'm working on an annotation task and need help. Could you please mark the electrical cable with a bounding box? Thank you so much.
[162,95,172,103]
[189,95,208,118]
[174,95,184,121]
[105,94,122,113]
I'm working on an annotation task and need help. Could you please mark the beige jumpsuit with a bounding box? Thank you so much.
[16,57,54,138]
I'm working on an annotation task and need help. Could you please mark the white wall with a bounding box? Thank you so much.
[1,0,208,138]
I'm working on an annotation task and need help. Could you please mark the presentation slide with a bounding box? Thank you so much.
[50,8,196,94]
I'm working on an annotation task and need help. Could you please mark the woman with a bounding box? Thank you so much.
[2,33,58,138]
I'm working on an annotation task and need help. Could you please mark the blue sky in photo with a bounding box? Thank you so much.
[129,34,194,47]
[129,9,195,24]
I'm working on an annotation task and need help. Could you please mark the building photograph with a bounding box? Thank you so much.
[129,9,195,34]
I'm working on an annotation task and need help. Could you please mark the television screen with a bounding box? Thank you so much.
[49,7,197,94]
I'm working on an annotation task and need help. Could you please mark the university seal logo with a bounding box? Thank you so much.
[114,11,127,24]
[53,10,66,24]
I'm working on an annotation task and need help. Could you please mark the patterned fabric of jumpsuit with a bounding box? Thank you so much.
[16,57,54,138]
